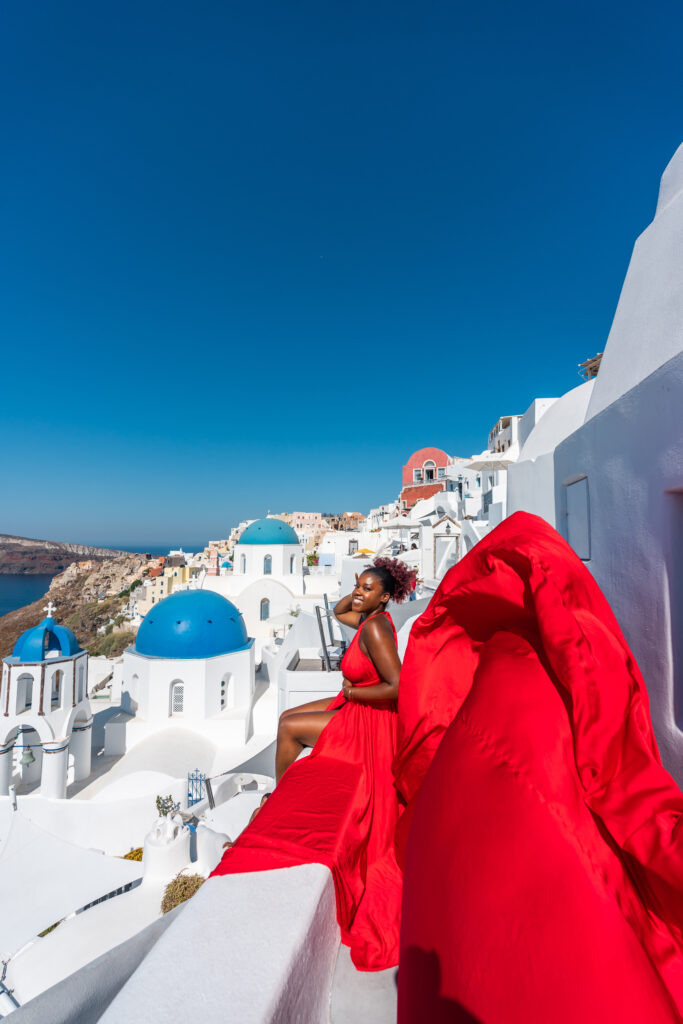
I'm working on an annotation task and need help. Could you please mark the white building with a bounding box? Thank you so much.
[108,589,256,753]
[0,605,92,799]
[201,517,338,642]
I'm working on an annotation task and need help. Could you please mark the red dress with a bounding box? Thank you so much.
[395,512,683,1022]
[212,612,404,970]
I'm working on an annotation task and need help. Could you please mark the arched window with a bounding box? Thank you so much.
[289,555,295,573]
[52,670,63,708]
[423,459,436,482]
[240,554,246,573]
[77,664,85,701]
[170,680,184,716]
[260,598,270,621]
[263,555,272,575]
[16,672,33,713]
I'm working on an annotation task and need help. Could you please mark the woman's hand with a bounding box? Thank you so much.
[342,679,354,701]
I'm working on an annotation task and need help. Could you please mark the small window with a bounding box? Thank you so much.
[348,540,358,555]
[437,467,445,479]
[264,555,272,575]
[260,598,270,621]
[290,555,295,573]
[171,682,184,715]
[240,554,246,573]
[413,469,423,482]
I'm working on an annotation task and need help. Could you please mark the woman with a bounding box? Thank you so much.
[274,559,410,782]
[212,557,415,970]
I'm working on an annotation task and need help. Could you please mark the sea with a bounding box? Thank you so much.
[0,542,207,618]
[0,575,56,618]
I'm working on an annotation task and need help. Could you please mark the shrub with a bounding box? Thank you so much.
[91,631,136,658]
[123,847,143,861]
[161,873,204,915]
[155,794,177,817]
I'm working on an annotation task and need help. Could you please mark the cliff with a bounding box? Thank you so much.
[0,534,131,575]
[0,553,149,660]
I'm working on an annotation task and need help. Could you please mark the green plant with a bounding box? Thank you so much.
[155,794,177,817]
[306,553,319,566]
[89,630,135,658]
[161,873,204,915]
[123,847,143,861]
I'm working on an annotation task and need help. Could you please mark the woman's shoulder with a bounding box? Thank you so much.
[362,613,396,643]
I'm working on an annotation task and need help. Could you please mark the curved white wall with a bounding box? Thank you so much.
[554,352,683,784]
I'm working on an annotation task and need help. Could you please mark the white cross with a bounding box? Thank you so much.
[43,600,57,618]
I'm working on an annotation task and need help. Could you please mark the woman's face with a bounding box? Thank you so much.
[352,572,390,614]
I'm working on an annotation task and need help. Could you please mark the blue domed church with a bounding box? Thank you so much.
[1,603,92,799]
[200,517,306,641]
[109,590,255,752]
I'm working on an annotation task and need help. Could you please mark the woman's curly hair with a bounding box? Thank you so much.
[363,556,416,604]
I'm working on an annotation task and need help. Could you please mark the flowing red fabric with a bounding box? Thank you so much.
[212,612,404,970]
[395,512,683,1022]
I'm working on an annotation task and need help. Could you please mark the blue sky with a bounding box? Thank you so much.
[2,0,682,546]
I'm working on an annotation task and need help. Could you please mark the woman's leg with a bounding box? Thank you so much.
[275,707,339,782]
[279,696,334,721]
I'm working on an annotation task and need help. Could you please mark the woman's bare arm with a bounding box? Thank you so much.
[343,617,401,702]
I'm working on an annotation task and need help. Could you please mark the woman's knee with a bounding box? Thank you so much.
[277,712,299,740]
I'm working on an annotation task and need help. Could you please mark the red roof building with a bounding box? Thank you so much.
[400,447,450,509]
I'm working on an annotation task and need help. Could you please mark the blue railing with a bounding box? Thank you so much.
[187,769,207,807]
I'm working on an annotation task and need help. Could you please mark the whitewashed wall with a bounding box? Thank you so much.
[548,144,683,783]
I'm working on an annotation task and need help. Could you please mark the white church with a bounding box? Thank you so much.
[199,517,338,642]
[107,588,257,754]
[1,603,93,799]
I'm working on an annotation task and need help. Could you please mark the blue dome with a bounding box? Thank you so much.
[135,590,249,660]
[239,519,299,545]
[12,617,82,663]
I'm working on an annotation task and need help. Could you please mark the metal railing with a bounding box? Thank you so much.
[315,598,347,672]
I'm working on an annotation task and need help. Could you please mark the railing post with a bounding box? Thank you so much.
[315,607,332,672]
[322,594,336,648]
